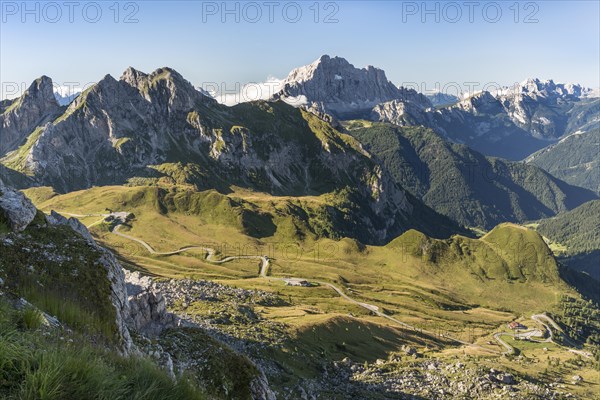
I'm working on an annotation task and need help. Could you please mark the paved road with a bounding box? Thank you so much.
[113,225,271,274]
[492,314,591,358]
[493,333,516,355]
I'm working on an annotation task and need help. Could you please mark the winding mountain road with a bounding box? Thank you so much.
[493,333,516,355]
[493,314,591,358]
[54,209,589,356]
[108,219,482,349]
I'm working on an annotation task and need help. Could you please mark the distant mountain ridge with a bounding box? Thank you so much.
[0,76,62,155]
[526,100,600,193]
[272,56,596,160]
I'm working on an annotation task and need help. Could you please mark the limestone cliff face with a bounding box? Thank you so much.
[124,270,178,337]
[370,99,431,127]
[272,55,431,119]
[0,76,61,156]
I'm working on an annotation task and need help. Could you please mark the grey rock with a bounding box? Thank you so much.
[250,371,277,400]
[371,99,431,127]
[272,55,431,119]
[0,184,37,232]
[46,210,95,243]
[0,75,60,156]
[124,270,177,337]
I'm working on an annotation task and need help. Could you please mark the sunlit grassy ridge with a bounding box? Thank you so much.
[0,300,206,400]
[22,184,600,396]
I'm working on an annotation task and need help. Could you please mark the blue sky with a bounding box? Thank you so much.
[1,0,599,99]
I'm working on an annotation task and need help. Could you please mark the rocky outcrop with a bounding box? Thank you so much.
[127,273,277,399]
[250,373,277,400]
[0,184,37,232]
[46,210,95,242]
[0,76,61,156]
[124,270,178,337]
[371,99,431,127]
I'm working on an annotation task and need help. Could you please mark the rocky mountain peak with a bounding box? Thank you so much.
[27,76,59,107]
[456,91,503,114]
[272,55,431,119]
[0,75,61,155]
[120,66,149,87]
[497,78,589,100]
[119,67,213,109]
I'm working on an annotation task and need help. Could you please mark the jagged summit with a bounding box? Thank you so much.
[117,66,213,107]
[0,75,61,155]
[28,75,58,104]
[272,55,431,120]
[120,66,148,86]
[495,77,590,99]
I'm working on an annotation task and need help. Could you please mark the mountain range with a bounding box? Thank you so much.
[2,55,600,399]
[345,122,596,229]
[527,125,599,194]
[533,200,600,279]
[0,68,464,244]
[0,56,597,237]
[270,56,599,161]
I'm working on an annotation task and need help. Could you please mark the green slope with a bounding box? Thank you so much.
[533,200,600,279]
[528,129,600,194]
[345,121,597,229]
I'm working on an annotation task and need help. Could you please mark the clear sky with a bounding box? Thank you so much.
[1,0,599,99]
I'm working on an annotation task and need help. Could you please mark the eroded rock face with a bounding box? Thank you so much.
[124,270,178,337]
[0,76,60,156]
[250,373,277,400]
[371,99,431,127]
[0,184,37,232]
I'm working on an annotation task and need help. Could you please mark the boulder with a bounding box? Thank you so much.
[0,184,37,232]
